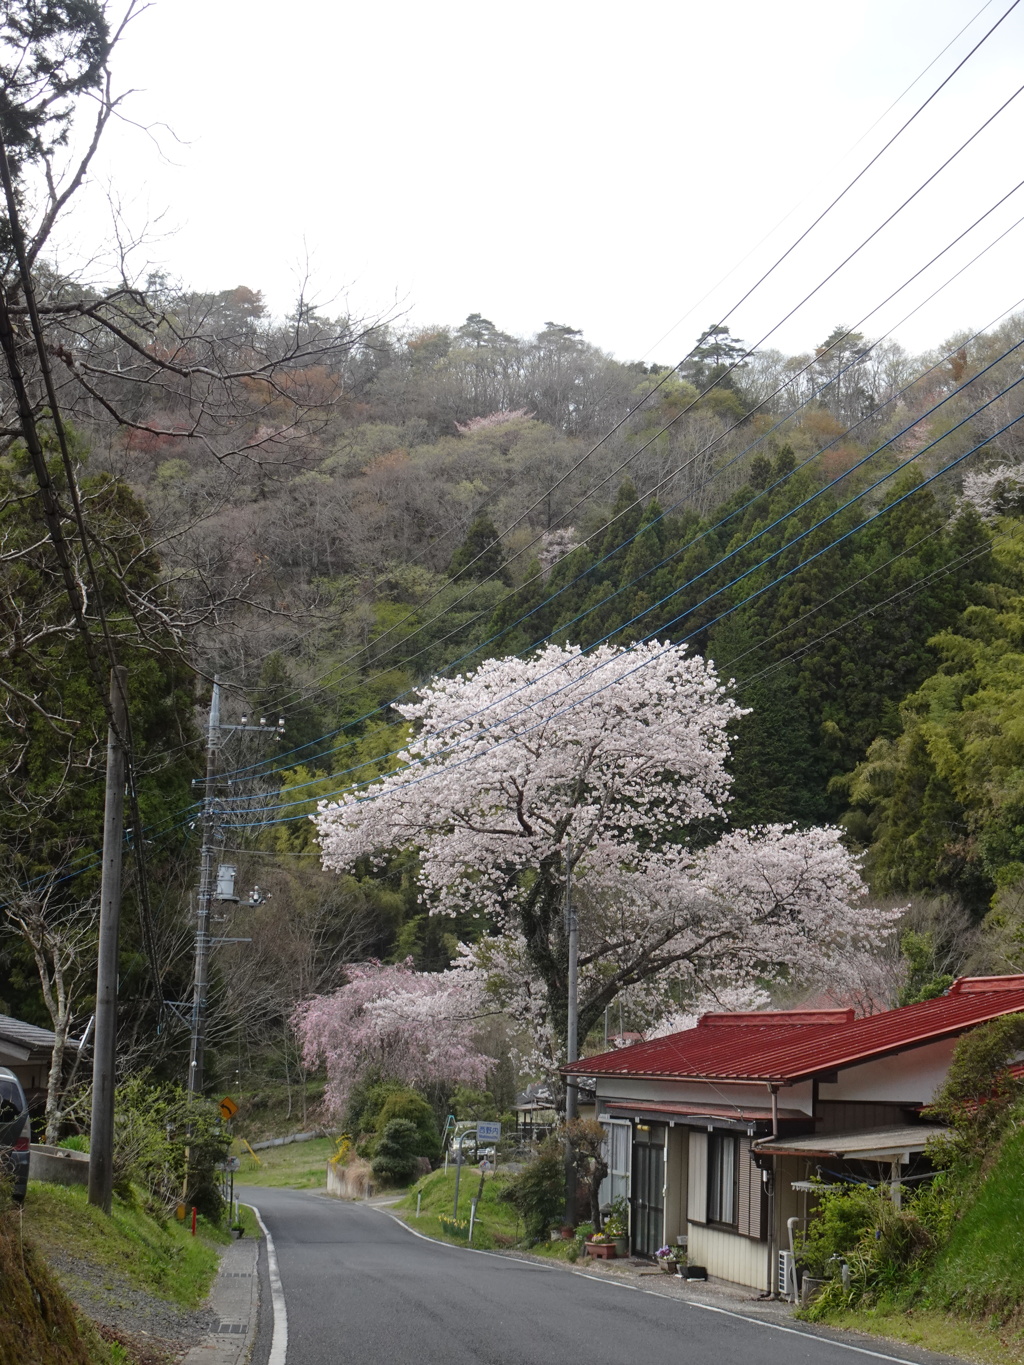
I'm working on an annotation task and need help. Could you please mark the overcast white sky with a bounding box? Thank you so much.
[50,0,1024,364]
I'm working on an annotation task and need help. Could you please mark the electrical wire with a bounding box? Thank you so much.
[218,188,1024,790]
[219,328,1024,807]
[228,397,1024,827]
[239,7,1023,725]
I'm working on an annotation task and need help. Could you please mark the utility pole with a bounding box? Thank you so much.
[89,667,128,1214]
[188,680,283,1096]
[565,839,578,1118]
[564,838,578,1225]
[188,677,221,1097]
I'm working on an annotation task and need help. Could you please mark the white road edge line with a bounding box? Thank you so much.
[380,1209,927,1364]
[370,1203,549,1268]
[344,1199,931,1365]
[246,1203,288,1365]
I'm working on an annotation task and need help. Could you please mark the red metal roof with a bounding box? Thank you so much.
[565,977,1024,1084]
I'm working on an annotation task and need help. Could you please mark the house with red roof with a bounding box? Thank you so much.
[562,975,1024,1294]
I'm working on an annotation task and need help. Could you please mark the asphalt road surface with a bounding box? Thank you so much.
[242,1185,966,1365]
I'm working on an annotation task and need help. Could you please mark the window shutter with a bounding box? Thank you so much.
[737,1138,767,1240]
[687,1129,708,1223]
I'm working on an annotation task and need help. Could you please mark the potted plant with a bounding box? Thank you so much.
[602,1197,629,1258]
[655,1245,675,1273]
[585,1232,617,1259]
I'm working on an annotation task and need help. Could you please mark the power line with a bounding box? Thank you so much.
[220,329,1024,808]
[230,395,1024,827]
[219,191,1024,791]
[241,10,1021,723]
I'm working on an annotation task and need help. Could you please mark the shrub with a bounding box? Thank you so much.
[374,1090,440,1162]
[103,1076,229,1220]
[371,1119,421,1186]
[498,1136,565,1242]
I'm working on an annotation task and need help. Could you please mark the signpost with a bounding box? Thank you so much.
[452,1122,501,1220]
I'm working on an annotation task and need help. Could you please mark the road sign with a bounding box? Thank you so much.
[476,1121,501,1141]
[219,1096,239,1121]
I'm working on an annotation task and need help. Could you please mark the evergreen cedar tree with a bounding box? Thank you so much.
[312,640,894,1077]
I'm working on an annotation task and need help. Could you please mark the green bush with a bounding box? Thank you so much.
[374,1090,440,1162]
[346,1080,440,1162]
[105,1076,229,1221]
[371,1119,421,1187]
[498,1136,565,1242]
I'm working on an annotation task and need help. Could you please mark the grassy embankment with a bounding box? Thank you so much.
[233,1135,335,1188]
[0,1181,225,1365]
[808,1123,1024,1364]
[392,1167,578,1260]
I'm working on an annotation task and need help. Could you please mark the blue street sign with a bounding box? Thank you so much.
[476,1121,501,1141]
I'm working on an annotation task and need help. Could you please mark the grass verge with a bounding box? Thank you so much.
[392,1166,584,1261]
[817,1306,1024,1365]
[23,1182,221,1308]
[233,1136,335,1188]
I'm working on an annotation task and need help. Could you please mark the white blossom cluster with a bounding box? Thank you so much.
[314,642,894,1072]
[961,463,1024,519]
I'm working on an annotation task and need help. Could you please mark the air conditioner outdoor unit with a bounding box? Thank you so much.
[778,1249,796,1302]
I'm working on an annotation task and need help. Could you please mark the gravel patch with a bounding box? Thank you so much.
[47,1248,216,1360]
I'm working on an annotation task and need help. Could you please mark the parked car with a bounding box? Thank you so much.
[0,1067,30,1203]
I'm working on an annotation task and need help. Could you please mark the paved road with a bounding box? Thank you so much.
[242,1186,965,1365]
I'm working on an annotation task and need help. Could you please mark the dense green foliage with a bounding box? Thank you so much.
[370,1119,422,1186]
[802,1019,1024,1330]
[498,1136,566,1242]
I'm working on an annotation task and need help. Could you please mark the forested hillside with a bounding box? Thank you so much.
[6,272,1024,1104]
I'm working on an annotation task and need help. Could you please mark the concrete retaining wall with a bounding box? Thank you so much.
[29,1144,89,1186]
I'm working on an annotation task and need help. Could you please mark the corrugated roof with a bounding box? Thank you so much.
[753,1124,950,1158]
[0,1014,62,1057]
[564,976,1024,1084]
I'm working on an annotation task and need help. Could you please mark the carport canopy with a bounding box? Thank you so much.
[752,1123,950,1162]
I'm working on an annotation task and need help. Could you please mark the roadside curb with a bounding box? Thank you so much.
[179,1235,259,1365]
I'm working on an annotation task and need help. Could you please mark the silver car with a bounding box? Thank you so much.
[0,1067,30,1203]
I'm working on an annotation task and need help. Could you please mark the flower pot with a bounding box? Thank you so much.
[613,1237,628,1258]
[656,1257,674,1274]
[585,1242,617,1259]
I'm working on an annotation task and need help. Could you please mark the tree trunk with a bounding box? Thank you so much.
[44,1017,68,1146]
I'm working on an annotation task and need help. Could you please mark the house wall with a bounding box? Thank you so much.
[687,1223,767,1289]
[821,1036,958,1106]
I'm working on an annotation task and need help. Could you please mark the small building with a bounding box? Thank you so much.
[0,1014,79,1113]
[563,975,1024,1292]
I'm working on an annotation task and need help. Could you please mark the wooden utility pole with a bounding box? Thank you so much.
[88,667,128,1214]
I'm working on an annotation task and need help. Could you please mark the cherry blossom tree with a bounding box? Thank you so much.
[315,642,895,1075]
[291,960,489,1118]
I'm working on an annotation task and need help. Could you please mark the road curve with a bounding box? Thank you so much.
[241,1185,966,1365]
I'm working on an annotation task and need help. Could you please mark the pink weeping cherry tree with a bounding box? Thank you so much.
[291,960,490,1118]
[312,641,895,1077]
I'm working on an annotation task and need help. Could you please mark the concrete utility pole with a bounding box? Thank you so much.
[565,839,578,1120]
[188,681,283,1096]
[89,667,128,1214]
[188,677,222,1097]
[564,839,578,1225]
